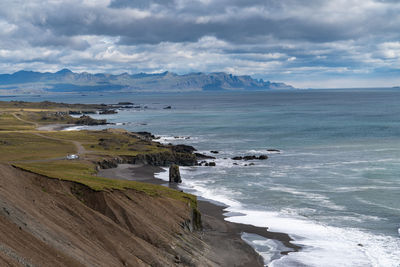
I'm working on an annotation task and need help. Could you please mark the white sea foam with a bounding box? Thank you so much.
[225,208,400,267]
[154,167,169,181]
[165,166,400,267]
[246,149,283,154]
[154,156,400,267]
[155,135,198,144]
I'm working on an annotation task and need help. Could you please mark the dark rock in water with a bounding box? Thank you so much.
[249,163,255,166]
[195,153,216,160]
[82,110,96,114]
[171,144,197,153]
[232,155,268,160]
[99,109,118,115]
[69,110,82,115]
[210,151,219,154]
[169,164,182,183]
[199,161,207,166]
[208,162,216,166]
[267,149,280,153]
[233,163,238,165]
[118,102,133,105]
[164,106,172,109]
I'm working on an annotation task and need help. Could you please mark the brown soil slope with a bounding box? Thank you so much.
[0,164,216,267]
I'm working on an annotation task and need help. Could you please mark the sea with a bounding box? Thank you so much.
[7,89,400,267]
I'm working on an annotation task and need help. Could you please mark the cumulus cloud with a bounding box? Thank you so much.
[0,0,399,87]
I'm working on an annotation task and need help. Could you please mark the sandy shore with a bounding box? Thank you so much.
[36,124,76,131]
[98,164,300,266]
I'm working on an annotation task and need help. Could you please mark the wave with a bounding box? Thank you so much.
[225,208,400,267]
[159,166,400,267]
[155,135,200,144]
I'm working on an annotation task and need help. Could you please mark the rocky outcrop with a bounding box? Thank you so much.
[171,144,197,154]
[99,109,117,115]
[195,153,216,159]
[126,151,197,166]
[169,164,182,183]
[97,158,121,169]
[232,155,268,160]
[75,115,107,125]
[97,151,197,170]
[136,131,156,141]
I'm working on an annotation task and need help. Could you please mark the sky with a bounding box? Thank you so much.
[1,0,400,88]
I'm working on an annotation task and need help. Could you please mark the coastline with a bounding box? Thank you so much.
[98,163,300,266]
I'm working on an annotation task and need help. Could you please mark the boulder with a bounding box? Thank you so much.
[231,155,268,160]
[172,144,197,153]
[76,115,107,125]
[208,162,216,166]
[210,151,219,154]
[99,109,118,114]
[169,164,182,183]
[195,153,216,159]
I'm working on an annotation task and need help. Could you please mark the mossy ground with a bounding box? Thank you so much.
[0,132,76,161]
[40,129,169,156]
[0,102,197,208]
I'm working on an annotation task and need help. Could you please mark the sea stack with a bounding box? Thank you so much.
[169,164,182,183]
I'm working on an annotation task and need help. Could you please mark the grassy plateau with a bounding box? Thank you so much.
[0,101,197,207]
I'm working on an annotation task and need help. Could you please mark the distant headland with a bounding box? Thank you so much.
[0,69,294,94]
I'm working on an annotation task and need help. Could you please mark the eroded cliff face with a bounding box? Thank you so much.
[97,150,198,170]
[0,164,211,267]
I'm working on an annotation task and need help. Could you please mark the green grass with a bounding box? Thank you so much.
[14,160,197,207]
[0,113,36,131]
[0,104,197,208]
[17,111,77,125]
[40,130,169,156]
[0,132,76,161]
[0,100,106,111]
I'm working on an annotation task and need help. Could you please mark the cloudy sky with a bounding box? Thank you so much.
[1,0,400,88]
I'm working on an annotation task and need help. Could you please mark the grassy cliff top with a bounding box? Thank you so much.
[0,100,108,111]
[0,101,197,208]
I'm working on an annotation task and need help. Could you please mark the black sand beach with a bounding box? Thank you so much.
[98,164,300,266]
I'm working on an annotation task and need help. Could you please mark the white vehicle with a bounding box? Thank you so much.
[66,154,79,160]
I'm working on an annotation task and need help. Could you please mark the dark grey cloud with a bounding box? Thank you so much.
[0,0,399,88]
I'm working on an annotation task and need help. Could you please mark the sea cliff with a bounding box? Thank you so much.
[0,101,275,266]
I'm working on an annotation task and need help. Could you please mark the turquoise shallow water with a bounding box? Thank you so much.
[10,89,400,266]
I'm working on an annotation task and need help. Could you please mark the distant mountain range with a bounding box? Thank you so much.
[0,69,294,94]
